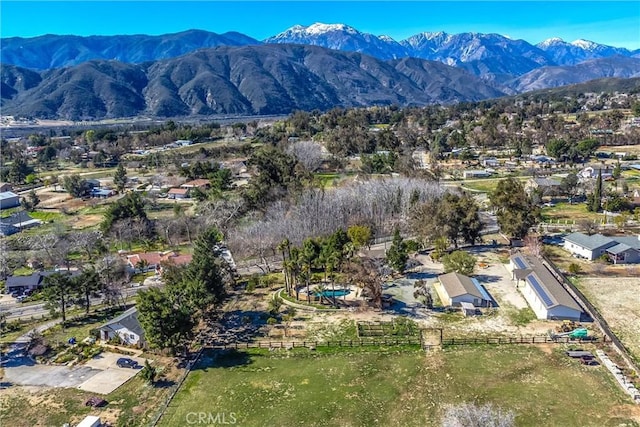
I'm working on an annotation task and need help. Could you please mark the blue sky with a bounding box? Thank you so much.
[2,1,639,49]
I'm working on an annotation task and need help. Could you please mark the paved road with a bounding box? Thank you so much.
[1,285,148,321]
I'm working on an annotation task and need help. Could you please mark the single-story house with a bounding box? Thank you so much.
[0,211,43,236]
[525,177,562,196]
[167,187,190,199]
[180,179,210,189]
[5,270,79,294]
[509,254,583,321]
[463,170,491,179]
[564,232,640,264]
[90,188,116,198]
[0,182,13,192]
[435,272,494,308]
[0,191,20,210]
[482,157,500,167]
[578,165,613,180]
[125,251,193,274]
[85,179,101,188]
[98,307,145,346]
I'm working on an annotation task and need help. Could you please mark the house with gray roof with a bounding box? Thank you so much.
[509,254,583,321]
[0,211,43,236]
[564,232,640,264]
[5,270,79,294]
[525,177,562,196]
[0,191,20,210]
[435,272,494,308]
[98,307,145,347]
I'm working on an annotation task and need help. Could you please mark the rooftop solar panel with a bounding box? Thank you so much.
[528,274,554,307]
[513,256,528,269]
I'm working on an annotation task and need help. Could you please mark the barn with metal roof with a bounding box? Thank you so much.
[509,254,583,321]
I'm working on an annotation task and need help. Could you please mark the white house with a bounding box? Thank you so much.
[482,157,500,167]
[435,272,494,308]
[564,232,640,264]
[509,254,583,321]
[98,307,145,346]
[578,165,613,181]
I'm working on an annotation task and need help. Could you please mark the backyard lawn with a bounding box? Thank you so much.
[159,345,638,427]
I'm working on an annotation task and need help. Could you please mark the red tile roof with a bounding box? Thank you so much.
[168,187,189,195]
[181,179,210,188]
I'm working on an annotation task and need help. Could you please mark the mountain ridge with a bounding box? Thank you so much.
[3,24,639,74]
[0,44,505,120]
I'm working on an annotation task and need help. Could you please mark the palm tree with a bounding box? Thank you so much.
[301,239,319,303]
[315,283,326,305]
[277,239,290,294]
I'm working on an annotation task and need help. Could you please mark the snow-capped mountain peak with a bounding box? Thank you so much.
[571,39,598,50]
[303,23,359,35]
[538,37,565,48]
[378,35,395,43]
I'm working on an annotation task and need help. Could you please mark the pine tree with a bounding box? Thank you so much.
[187,227,226,307]
[386,227,408,273]
[113,163,128,193]
[592,169,602,212]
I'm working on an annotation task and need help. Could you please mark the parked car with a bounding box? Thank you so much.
[116,357,138,368]
[85,396,108,407]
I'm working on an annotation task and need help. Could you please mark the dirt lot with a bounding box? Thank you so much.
[576,276,640,361]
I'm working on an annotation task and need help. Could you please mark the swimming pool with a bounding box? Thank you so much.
[315,289,351,298]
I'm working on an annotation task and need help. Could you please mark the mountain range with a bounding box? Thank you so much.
[0,45,504,119]
[2,23,640,119]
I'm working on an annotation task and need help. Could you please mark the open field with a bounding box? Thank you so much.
[598,145,640,156]
[541,202,603,223]
[574,276,640,364]
[458,176,527,193]
[158,345,639,427]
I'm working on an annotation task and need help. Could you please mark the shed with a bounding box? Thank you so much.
[0,182,13,192]
[435,272,494,308]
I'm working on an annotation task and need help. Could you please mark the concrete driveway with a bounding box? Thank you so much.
[78,352,147,394]
[2,348,146,394]
[2,344,102,388]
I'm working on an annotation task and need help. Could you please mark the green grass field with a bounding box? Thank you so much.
[541,202,602,223]
[459,176,527,193]
[159,345,637,427]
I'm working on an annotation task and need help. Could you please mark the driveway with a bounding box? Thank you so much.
[78,352,147,394]
[2,349,146,394]
[473,257,528,310]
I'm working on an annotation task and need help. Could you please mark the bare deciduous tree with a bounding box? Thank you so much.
[523,234,542,258]
[345,257,384,309]
[286,140,324,172]
[228,178,445,260]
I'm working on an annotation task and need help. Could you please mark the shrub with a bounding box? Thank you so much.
[568,263,582,275]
